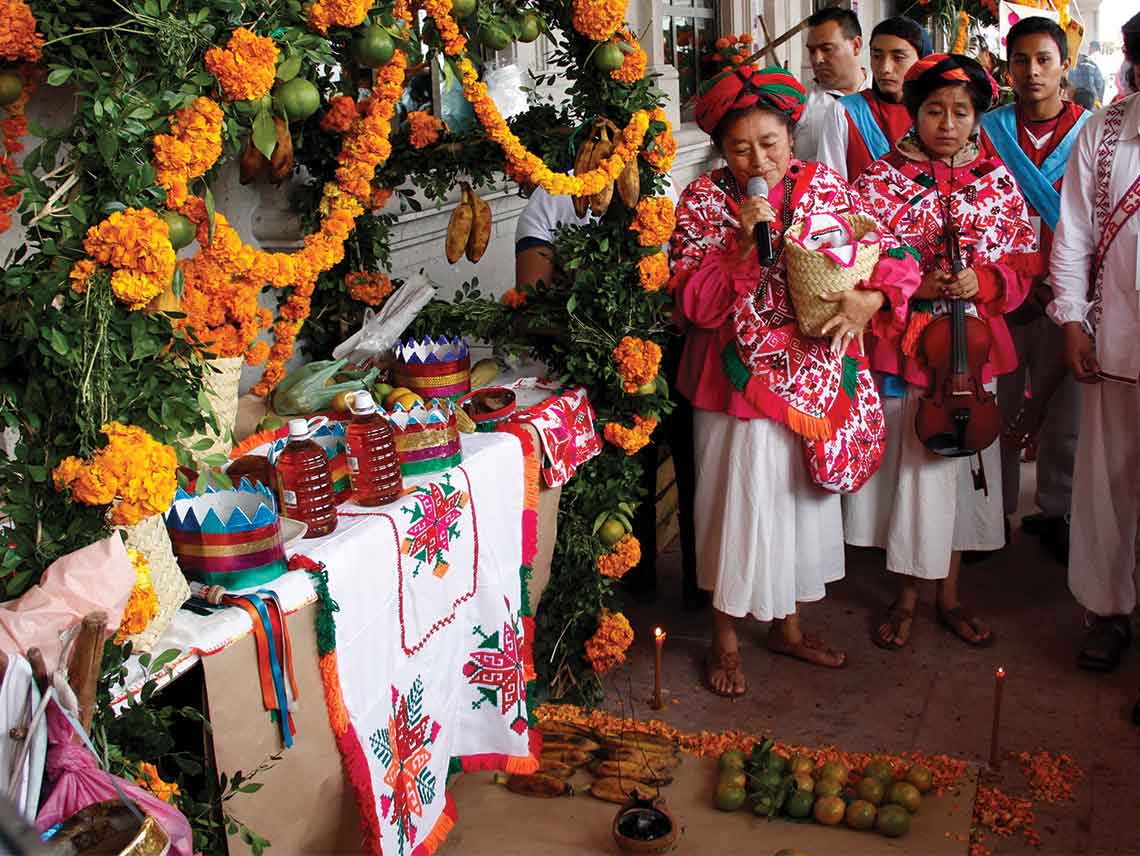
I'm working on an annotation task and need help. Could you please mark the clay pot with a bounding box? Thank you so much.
[611,789,678,854]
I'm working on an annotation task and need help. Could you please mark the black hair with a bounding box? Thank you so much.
[903,54,994,118]
[710,104,795,151]
[1006,16,1068,64]
[1126,34,1140,67]
[807,7,861,40]
[870,17,926,58]
[1072,87,1096,110]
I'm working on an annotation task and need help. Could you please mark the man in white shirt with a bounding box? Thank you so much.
[795,7,870,162]
[1048,13,1140,687]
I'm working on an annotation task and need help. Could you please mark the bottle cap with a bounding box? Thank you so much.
[349,391,377,415]
[287,418,311,440]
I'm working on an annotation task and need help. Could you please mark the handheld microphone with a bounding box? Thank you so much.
[745,176,775,267]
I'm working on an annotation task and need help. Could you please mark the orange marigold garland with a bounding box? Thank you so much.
[78,208,177,309]
[596,534,640,579]
[636,251,668,292]
[345,271,394,306]
[152,97,224,210]
[0,68,33,234]
[204,28,279,102]
[610,30,647,85]
[136,762,180,804]
[642,108,676,174]
[953,12,970,54]
[116,548,159,643]
[584,610,634,674]
[613,335,662,392]
[603,414,657,455]
[320,94,359,133]
[630,196,676,246]
[0,0,43,62]
[52,422,178,526]
[308,0,373,34]
[407,110,444,148]
[571,0,625,42]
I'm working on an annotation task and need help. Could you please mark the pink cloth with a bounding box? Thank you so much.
[0,536,134,671]
[670,167,919,418]
[35,702,194,856]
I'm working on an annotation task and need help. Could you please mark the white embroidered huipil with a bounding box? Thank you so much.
[1048,94,1140,617]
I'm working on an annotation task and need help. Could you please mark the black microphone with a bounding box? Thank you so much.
[745,176,775,267]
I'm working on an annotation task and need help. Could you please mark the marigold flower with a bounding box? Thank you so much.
[596,534,641,578]
[571,0,625,41]
[500,287,527,309]
[630,196,676,247]
[603,414,658,455]
[637,252,669,292]
[69,259,97,295]
[584,610,634,674]
[320,95,359,133]
[136,762,180,804]
[204,28,279,102]
[407,110,444,149]
[715,37,731,49]
[308,0,373,34]
[610,31,647,85]
[0,0,43,62]
[82,208,176,310]
[116,549,159,642]
[642,108,677,174]
[345,271,394,306]
[613,335,663,392]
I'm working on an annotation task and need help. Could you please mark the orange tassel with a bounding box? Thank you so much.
[319,653,351,734]
[418,803,456,853]
[902,311,934,357]
[786,407,833,441]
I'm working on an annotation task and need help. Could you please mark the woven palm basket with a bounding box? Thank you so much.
[785,212,881,338]
[121,513,189,653]
[182,356,244,463]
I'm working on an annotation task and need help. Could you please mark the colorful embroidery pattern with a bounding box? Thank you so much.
[372,676,441,856]
[400,473,468,578]
[463,597,530,735]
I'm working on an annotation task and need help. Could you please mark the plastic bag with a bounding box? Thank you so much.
[333,271,437,365]
[485,64,528,120]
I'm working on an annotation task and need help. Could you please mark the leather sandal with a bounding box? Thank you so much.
[767,631,847,668]
[872,603,914,650]
[703,647,747,698]
[936,603,994,647]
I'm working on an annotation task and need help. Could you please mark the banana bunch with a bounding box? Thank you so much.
[572,117,639,218]
[445,181,493,263]
[239,118,294,186]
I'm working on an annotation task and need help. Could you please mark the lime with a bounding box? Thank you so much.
[813,794,845,826]
[593,41,625,72]
[791,772,813,793]
[887,781,922,813]
[599,518,626,547]
[856,776,884,805]
[752,792,777,816]
[905,764,934,794]
[765,753,788,776]
[789,755,815,775]
[352,25,395,68]
[161,211,196,250]
[718,748,746,772]
[0,71,22,106]
[876,804,910,837]
[450,0,477,17]
[784,789,814,819]
[479,24,512,51]
[813,778,843,798]
[276,78,321,122]
[845,799,877,830]
[258,414,286,433]
[754,768,783,792]
[714,781,746,812]
[720,768,747,791]
[818,761,848,783]
[864,759,895,785]
[636,379,657,395]
[372,382,394,402]
[516,12,540,43]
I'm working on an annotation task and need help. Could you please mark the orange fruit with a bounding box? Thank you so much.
[876,804,910,837]
[791,772,814,793]
[905,764,934,794]
[813,794,845,826]
[864,759,895,785]
[845,799,877,830]
[276,78,320,122]
[384,387,412,408]
[599,519,626,547]
[352,25,395,68]
[0,71,22,106]
[789,755,815,775]
[720,769,747,791]
[718,748,746,771]
[162,211,196,250]
[818,761,848,783]
[887,781,922,814]
[814,778,843,798]
[594,41,625,72]
[331,390,354,412]
[784,788,814,819]
[856,776,884,805]
[714,781,746,811]
[395,392,424,410]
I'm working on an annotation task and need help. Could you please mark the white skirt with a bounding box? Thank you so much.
[693,409,844,621]
[842,383,1005,580]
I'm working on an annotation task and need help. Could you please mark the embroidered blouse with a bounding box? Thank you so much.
[854,141,1038,387]
[669,160,920,421]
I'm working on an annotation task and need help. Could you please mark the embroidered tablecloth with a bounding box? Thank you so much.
[112,432,539,856]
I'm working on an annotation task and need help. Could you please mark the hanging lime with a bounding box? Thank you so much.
[593,42,625,72]
[161,211,196,251]
[451,0,477,17]
[276,78,320,122]
[479,24,512,51]
[352,25,395,68]
[0,71,22,106]
[516,12,540,43]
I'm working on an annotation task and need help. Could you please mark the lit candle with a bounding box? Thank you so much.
[652,627,666,710]
[989,666,1006,769]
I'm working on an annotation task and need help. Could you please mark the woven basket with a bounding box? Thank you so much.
[120,513,190,653]
[785,212,881,338]
[182,356,244,463]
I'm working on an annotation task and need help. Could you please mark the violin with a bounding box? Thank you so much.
[914,219,1001,458]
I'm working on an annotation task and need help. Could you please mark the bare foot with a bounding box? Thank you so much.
[767,619,846,668]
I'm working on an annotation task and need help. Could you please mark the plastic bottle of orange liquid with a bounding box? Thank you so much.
[274,418,337,537]
[345,391,403,506]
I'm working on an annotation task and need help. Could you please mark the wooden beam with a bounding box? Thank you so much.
[745,15,812,67]
[67,611,108,733]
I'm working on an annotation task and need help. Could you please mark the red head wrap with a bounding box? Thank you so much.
[904,52,999,105]
[695,66,807,135]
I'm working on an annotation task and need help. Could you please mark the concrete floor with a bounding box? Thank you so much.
[598,468,1140,856]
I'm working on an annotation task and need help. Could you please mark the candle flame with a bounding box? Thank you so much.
[654,627,666,641]
[996,666,1006,677]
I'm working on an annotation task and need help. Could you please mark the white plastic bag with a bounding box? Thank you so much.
[485,64,528,120]
[333,271,437,364]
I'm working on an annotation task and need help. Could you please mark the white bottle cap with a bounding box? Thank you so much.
[349,391,377,415]
[287,418,311,439]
